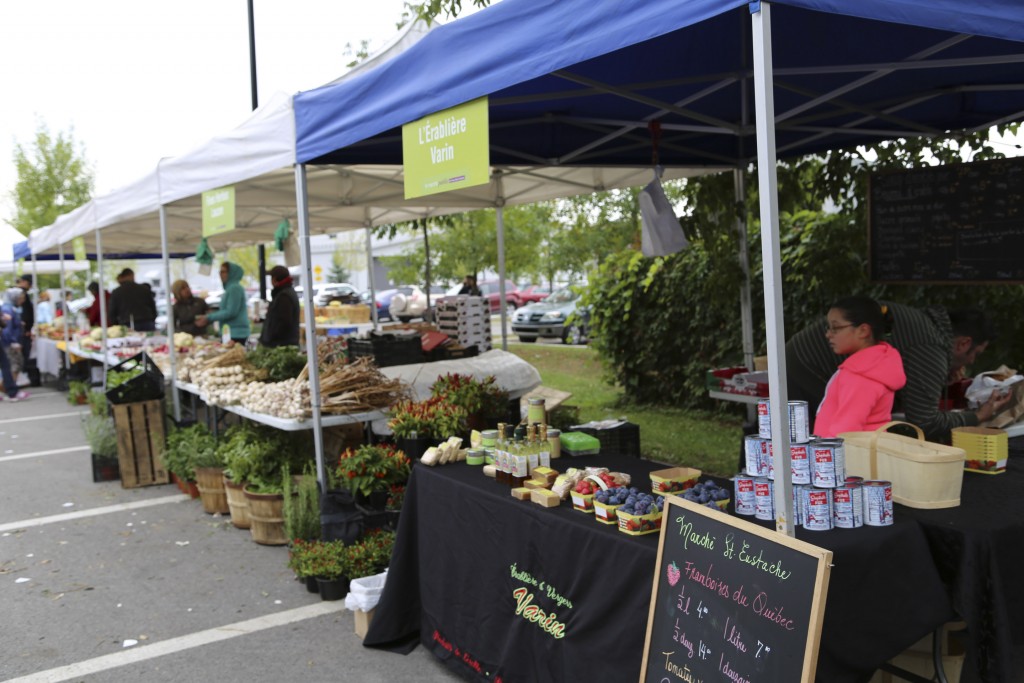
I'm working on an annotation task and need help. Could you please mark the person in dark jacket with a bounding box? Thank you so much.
[171,280,209,336]
[259,266,299,348]
[109,268,157,331]
[15,275,40,387]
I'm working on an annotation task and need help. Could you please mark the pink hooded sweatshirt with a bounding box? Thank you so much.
[813,341,906,437]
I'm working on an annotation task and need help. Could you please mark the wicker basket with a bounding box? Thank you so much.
[839,421,965,509]
[952,426,1008,474]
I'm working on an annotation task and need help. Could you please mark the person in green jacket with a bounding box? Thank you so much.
[196,262,251,344]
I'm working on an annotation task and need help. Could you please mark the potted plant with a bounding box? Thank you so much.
[429,373,509,431]
[290,539,350,601]
[87,389,108,417]
[388,396,465,460]
[283,463,321,543]
[190,426,227,515]
[67,380,90,406]
[163,426,199,498]
[81,414,120,482]
[287,538,322,593]
[335,444,410,510]
[346,529,397,580]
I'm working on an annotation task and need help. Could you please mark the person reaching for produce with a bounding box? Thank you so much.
[196,262,250,344]
[171,279,209,336]
[258,265,299,348]
[812,297,906,437]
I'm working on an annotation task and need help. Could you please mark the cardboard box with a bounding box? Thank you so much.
[354,609,375,639]
[531,489,561,508]
[952,427,1008,474]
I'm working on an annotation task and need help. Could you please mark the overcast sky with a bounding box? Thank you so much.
[0,0,411,225]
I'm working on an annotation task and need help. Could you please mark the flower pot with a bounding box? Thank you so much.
[398,436,432,462]
[223,476,251,529]
[306,575,320,594]
[185,480,201,499]
[316,576,350,601]
[195,467,230,515]
[243,487,288,546]
[355,490,390,512]
[91,453,121,483]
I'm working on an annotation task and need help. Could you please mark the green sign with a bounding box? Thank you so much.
[202,186,236,237]
[403,97,489,199]
[72,237,87,261]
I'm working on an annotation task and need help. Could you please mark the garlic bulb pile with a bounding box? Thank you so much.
[195,364,250,406]
[240,378,309,419]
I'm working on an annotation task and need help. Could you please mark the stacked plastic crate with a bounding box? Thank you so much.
[436,296,492,352]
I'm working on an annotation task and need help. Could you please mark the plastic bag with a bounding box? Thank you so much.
[965,365,1022,407]
[344,570,388,612]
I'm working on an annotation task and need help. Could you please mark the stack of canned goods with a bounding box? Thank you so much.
[733,398,893,530]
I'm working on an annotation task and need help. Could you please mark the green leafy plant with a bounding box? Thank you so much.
[106,368,141,390]
[287,539,347,580]
[335,444,410,498]
[387,396,465,440]
[219,422,311,486]
[87,389,108,417]
[81,414,117,459]
[163,423,217,481]
[247,346,308,383]
[67,380,90,405]
[429,373,508,417]
[284,463,322,542]
[345,529,396,579]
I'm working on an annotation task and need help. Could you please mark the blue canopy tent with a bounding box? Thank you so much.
[293,0,1024,534]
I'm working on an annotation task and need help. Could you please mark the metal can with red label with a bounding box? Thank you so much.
[757,399,772,439]
[744,435,767,476]
[788,400,811,443]
[763,439,775,480]
[832,482,863,528]
[790,443,811,485]
[733,476,756,516]
[802,487,833,531]
[811,438,846,488]
[863,480,894,526]
[845,475,864,486]
[792,484,809,527]
[754,478,774,521]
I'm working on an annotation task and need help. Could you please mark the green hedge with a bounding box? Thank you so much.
[582,209,1024,409]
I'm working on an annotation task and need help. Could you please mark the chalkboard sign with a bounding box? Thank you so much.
[869,157,1024,283]
[639,497,832,683]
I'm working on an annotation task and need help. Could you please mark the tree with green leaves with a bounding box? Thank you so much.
[8,123,93,236]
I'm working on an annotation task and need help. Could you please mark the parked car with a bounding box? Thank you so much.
[511,286,589,344]
[477,279,522,314]
[517,284,551,305]
[388,285,429,322]
[315,282,359,306]
[360,288,404,322]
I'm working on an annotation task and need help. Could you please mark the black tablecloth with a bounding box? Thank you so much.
[899,436,1024,683]
[365,456,951,683]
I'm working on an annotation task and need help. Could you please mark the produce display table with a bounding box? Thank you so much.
[899,443,1024,682]
[31,337,64,377]
[174,380,385,432]
[365,456,952,682]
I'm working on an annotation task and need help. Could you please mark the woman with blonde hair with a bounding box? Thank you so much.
[171,279,209,336]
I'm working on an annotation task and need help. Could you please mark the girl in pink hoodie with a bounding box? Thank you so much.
[813,296,907,437]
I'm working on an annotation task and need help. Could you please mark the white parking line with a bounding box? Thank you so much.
[5,602,347,683]
[0,445,90,463]
[0,410,89,424]
[0,495,189,534]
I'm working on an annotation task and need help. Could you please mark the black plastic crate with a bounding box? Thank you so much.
[105,352,165,405]
[573,421,641,458]
[348,334,423,367]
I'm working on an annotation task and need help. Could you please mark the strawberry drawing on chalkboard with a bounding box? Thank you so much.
[667,561,681,587]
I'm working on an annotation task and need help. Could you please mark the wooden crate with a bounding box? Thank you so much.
[112,399,169,488]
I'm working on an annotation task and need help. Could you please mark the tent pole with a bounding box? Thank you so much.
[495,173,508,351]
[365,226,378,330]
[734,168,756,424]
[95,230,109,390]
[58,242,71,375]
[159,206,180,422]
[751,1,794,537]
[296,164,326,490]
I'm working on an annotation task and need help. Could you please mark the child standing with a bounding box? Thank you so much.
[813,296,906,437]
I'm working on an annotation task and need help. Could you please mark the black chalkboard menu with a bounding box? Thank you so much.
[869,157,1024,283]
[640,497,832,683]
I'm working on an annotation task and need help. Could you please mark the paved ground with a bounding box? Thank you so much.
[0,386,461,683]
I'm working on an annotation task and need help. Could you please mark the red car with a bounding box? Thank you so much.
[478,280,522,314]
[517,284,551,305]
